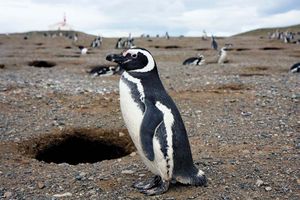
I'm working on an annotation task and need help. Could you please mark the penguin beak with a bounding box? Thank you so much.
[106,54,128,65]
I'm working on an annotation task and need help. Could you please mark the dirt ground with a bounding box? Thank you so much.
[0,31,299,199]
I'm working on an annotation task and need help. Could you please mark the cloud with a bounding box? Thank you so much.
[0,0,299,36]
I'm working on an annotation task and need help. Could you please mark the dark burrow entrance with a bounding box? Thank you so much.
[19,128,135,165]
[28,60,56,68]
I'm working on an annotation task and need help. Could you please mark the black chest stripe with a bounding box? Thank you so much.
[121,76,145,112]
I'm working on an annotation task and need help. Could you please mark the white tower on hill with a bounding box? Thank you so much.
[49,13,73,31]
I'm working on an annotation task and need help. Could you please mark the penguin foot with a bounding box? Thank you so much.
[141,180,170,196]
[133,175,161,190]
[192,174,208,187]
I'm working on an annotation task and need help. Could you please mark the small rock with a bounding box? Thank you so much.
[130,152,137,157]
[4,191,12,198]
[241,111,252,116]
[53,192,72,197]
[121,170,135,174]
[256,179,264,187]
[37,182,45,189]
[265,186,272,191]
[76,172,87,181]
[119,132,125,137]
[242,150,250,154]
[35,94,43,99]
[165,197,175,200]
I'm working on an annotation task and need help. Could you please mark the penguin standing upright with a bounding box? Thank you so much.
[106,48,207,195]
[211,35,218,50]
[218,44,233,64]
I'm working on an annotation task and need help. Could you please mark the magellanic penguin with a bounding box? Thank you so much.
[218,44,233,64]
[78,45,88,55]
[183,54,205,66]
[290,62,300,73]
[211,35,218,50]
[106,48,207,195]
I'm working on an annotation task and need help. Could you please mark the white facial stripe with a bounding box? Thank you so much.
[123,71,145,102]
[124,49,155,73]
[155,101,174,178]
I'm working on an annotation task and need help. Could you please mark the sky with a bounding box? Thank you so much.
[0,0,300,37]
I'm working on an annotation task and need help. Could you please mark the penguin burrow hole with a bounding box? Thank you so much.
[19,128,135,165]
[28,60,56,68]
[260,47,284,51]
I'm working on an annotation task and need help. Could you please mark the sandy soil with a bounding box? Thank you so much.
[0,31,299,199]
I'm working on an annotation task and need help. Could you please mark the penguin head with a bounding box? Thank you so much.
[106,48,156,72]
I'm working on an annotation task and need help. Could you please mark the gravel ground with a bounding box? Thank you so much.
[0,32,299,199]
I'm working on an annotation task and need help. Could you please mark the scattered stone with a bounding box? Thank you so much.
[121,170,135,174]
[53,192,72,197]
[35,94,43,99]
[242,149,250,154]
[37,182,45,189]
[3,191,12,198]
[119,132,125,137]
[130,152,137,157]
[265,186,272,191]
[76,172,87,181]
[256,179,264,187]
[241,111,252,116]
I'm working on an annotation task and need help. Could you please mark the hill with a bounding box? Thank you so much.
[234,24,300,37]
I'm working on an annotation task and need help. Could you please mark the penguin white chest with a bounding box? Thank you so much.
[119,73,159,175]
[119,78,143,150]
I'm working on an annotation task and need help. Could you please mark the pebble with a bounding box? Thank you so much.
[37,182,45,189]
[53,192,72,197]
[130,152,137,157]
[35,94,43,99]
[76,172,87,181]
[119,132,125,137]
[241,111,252,116]
[256,179,264,187]
[121,170,135,174]
[3,191,12,198]
[265,186,272,191]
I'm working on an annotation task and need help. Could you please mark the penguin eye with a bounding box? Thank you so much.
[131,54,137,59]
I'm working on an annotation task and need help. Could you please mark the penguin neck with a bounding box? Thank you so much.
[126,65,159,80]
[123,66,166,92]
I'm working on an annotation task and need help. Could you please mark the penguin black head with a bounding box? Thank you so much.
[106,48,156,72]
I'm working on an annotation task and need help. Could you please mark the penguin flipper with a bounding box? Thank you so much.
[140,99,163,161]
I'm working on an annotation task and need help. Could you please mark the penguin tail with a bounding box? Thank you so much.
[175,167,207,186]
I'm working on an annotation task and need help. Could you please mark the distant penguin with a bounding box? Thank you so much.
[211,35,218,50]
[290,62,300,73]
[115,38,123,49]
[218,47,227,64]
[106,48,207,195]
[89,65,117,76]
[183,54,205,66]
[218,44,232,64]
[78,46,88,55]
